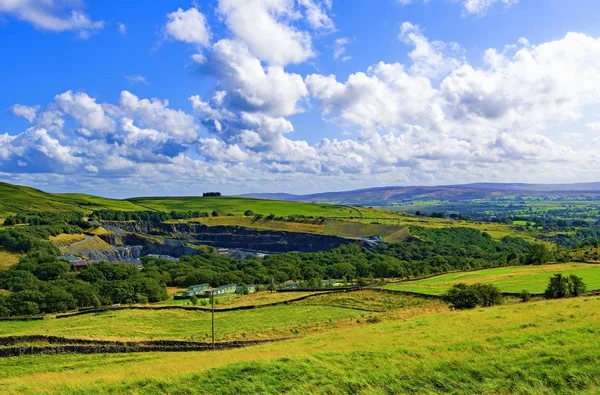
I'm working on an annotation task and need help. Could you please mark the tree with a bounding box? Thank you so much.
[443,283,503,309]
[240,284,249,295]
[472,284,503,307]
[567,274,587,296]
[526,243,553,265]
[519,290,531,302]
[244,210,254,217]
[443,283,480,309]
[190,294,199,306]
[211,210,220,217]
[544,273,586,299]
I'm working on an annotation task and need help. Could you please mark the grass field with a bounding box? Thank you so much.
[0,291,436,342]
[380,263,600,295]
[129,196,364,218]
[0,296,599,393]
[0,248,21,270]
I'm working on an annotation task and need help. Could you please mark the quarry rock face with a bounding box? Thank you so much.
[101,221,362,253]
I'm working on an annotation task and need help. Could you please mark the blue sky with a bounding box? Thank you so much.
[1,0,600,197]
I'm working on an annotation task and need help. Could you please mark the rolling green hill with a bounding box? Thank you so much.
[0,182,362,220]
[0,182,143,217]
[0,182,533,242]
[129,196,363,218]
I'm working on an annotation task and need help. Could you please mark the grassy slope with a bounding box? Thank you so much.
[0,292,441,342]
[49,233,86,247]
[129,196,364,218]
[1,297,599,394]
[0,183,144,217]
[0,248,22,270]
[166,216,413,242]
[381,263,600,295]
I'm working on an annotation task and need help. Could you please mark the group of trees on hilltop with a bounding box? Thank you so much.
[202,192,221,197]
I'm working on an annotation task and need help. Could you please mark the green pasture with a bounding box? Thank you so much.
[380,263,600,295]
[128,196,363,218]
[1,296,600,394]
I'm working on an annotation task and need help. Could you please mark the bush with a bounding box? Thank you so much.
[244,210,254,217]
[211,210,220,217]
[443,283,503,309]
[190,294,198,306]
[443,283,480,309]
[545,274,587,299]
[519,290,531,302]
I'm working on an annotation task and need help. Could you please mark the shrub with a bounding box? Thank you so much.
[211,210,220,217]
[190,294,198,306]
[519,290,531,302]
[568,274,587,296]
[443,283,503,309]
[545,274,586,299]
[443,283,480,309]
[244,210,254,217]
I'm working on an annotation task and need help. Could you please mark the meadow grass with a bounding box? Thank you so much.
[0,292,439,341]
[0,296,599,394]
[0,248,22,270]
[60,236,113,254]
[128,196,363,218]
[0,183,145,217]
[49,233,86,247]
[380,263,600,295]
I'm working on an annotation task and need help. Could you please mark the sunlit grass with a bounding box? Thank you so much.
[0,248,22,270]
[0,296,599,394]
[381,263,600,295]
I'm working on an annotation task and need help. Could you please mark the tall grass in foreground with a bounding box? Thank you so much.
[0,296,598,394]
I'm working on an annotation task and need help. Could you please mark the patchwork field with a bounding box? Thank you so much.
[0,296,599,394]
[380,263,600,295]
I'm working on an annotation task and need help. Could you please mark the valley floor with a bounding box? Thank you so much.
[1,294,599,394]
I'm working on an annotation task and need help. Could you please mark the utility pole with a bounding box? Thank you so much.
[211,289,215,349]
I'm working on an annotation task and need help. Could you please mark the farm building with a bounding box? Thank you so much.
[281,281,299,289]
[58,254,88,271]
[184,283,210,297]
[212,283,237,295]
[236,284,257,294]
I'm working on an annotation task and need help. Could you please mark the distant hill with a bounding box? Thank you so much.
[0,182,362,219]
[241,182,600,206]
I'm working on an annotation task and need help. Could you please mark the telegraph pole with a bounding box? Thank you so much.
[211,289,215,349]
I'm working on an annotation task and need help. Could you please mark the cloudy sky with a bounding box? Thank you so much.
[1,0,600,197]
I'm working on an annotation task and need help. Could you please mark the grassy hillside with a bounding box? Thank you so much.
[129,196,364,218]
[0,182,144,217]
[380,263,600,295]
[0,296,599,393]
[0,182,535,242]
[0,291,438,341]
